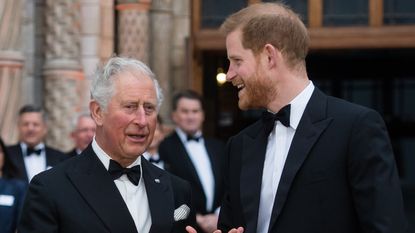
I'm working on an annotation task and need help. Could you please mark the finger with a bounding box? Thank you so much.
[185,226,197,233]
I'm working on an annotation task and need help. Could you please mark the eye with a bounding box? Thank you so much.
[144,104,156,115]
[123,103,138,113]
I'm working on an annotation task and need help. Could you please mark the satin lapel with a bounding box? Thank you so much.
[204,139,221,206]
[268,89,333,229]
[13,146,29,181]
[66,146,137,233]
[240,123,269,233]
[142,158,174,233]
[172,133,205,195]
[45,148,58,167]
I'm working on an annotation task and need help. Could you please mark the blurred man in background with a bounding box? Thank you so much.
[7,105,67,182]
[67,113,96,157]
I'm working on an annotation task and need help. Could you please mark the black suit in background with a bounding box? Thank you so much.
[218,88,407,233]
[66,148,79,157]
[159,131,225,216]
[6,144,68,182]
[18,144,196,233]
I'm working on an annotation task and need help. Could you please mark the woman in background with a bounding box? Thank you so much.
[0,137,27,233]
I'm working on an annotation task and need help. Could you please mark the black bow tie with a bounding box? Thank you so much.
[187,134,201,142]
[27,147,42,156]
[148,157,161,164]
[108,160,141,186]
[262,104,291,135]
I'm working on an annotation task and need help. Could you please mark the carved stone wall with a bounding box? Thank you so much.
[150,0,172,123]
[0,0,24,144]
[116,0,151,64]
[43,0,84,151]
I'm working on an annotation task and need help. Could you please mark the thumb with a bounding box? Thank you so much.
[185,226,197,233]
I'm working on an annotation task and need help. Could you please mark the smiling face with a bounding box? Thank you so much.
[226,29,274,110]
[172,98,204,135]
[91,70,158,167]
[18,112,47,148]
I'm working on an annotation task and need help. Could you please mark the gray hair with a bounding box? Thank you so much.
[90,57,164,111]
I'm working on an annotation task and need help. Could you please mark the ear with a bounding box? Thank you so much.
[90,100,104,126]
[263,44,280,69]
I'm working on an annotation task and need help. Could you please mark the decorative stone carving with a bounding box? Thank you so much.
[116,0,151,63]
[0,0,24,144]
[43,0,84,151]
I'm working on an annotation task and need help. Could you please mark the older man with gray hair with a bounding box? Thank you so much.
[67,112,96,157]
[19,57,196,233]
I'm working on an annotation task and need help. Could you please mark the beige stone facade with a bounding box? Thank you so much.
[0,0,190,150]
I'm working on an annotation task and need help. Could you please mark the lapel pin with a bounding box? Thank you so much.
[154,179,160,183]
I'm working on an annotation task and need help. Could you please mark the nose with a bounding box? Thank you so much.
[226,66,236,82]
[133,107,148,126]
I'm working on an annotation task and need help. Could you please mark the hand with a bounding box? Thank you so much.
[196,213,218,233]
[185,226,244,233]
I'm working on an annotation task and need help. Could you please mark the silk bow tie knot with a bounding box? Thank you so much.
[27,147,42,156]
[262,104,291,135]
[187,134,201,142]
[108,160,141,186]
[149,157,161,164]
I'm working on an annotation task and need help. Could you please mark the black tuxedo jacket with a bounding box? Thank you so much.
[66,148,78,157]
[218,88,407,233]
[159,131,225,215]
[6,144,68,182]
[18,145,196,233]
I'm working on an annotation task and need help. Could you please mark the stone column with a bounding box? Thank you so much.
[116,0,151,64]
[150,0,172,123]
[171,0,190,93]
[43,0,84,151]
[0,0,24,144]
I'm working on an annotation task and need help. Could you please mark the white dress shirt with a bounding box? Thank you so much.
[257,81,315,233]
[21,142,47,182]
[176,128,215,212]
[92,139,152,232]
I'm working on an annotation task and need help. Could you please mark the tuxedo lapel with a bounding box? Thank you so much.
[172,133,204,193]
[268,89,333,229]
[142,158,174,233]
[204,140,221,206]
[66,146,137,233]
[45,147,59,168]
[9,145,29,181]
[239,123,269,233]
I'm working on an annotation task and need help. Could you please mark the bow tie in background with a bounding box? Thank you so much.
[149,157,161,164]
[262,104,291,135]
[26,147,42,156]
[108,160,141,186]
[187,134,201,142]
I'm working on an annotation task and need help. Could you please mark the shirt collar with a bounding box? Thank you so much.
[92,137,141,170]
[20,142,45,152]
[287,81,314,130]
[175,128,202,143]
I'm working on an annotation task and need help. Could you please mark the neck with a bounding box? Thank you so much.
[268,71,309,112]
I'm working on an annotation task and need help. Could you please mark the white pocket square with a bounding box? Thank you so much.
[174,204,190,221]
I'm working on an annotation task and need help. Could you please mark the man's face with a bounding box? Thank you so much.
[18,112,47,147]
[172,98,204,135]
[72,116,96,151]
[91,71,158,166]
[225,29,273,110]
